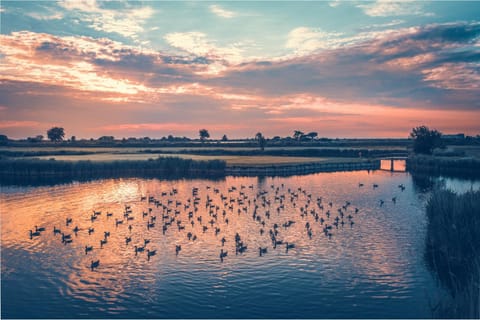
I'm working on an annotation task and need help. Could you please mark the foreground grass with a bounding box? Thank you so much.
[425,189,480,318]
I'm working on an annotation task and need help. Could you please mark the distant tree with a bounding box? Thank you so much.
[255,132,266,151]
[199,129,210,142]
[0,134,8,145]
[47,127,65,142]
[98,136,114,142]
[71,136,76,142]
[221,134,228,142]
[167,135,174,141]
[293,130,304,141]
[305,132,318,141]
[410,125,442,154]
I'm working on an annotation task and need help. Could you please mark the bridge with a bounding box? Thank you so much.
[375,155,408,172]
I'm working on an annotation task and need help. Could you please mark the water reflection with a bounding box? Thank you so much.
[1,171,478,318]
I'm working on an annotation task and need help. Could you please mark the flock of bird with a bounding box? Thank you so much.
[28,181,406,271]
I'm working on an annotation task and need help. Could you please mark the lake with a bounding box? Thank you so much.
[1,168,479,318]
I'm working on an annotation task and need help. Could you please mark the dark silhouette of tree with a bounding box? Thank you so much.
[255,132,266,151]
[47,127,65,142]
[221,134,228,142]
[0,134,8,145]
[199,129,210,142]
[410,126,442,154]
[293,130,304,141]
[71,136,76,142]
[306,132,318,141]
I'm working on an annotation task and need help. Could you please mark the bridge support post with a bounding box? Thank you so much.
[390,159,394,172]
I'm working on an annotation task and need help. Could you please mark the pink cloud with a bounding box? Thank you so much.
[0,120,41,129]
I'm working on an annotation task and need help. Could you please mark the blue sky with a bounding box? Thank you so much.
[1,1,479,139]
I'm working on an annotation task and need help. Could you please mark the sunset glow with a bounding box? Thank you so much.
[1,1,479,139]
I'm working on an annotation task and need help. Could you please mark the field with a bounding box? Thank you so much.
[30,153,366,167]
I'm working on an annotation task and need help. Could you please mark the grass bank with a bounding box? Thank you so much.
[425,189,480,318]
[407,155,480,176]
[0,157,226,181]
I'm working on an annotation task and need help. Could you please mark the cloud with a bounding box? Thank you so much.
[1,20,479,138]
[422,63,480,90]
[58,0,154,40]
[0,120,41,129]
[329,1,341,8]
[163,31,245,63]
[27,12,64,20]
[209,5,236,18]
[286,27,344,54]
[357,0,433,17]
[285,26,416,56]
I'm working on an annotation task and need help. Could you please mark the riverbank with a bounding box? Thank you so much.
[0,156,382,185]
[406,155,480,176]
[226,159,379,176]
[0,157,226,181]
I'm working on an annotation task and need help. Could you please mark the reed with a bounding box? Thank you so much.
[0,157,226,180]
[425,189,480,318]
[407,155,480,176]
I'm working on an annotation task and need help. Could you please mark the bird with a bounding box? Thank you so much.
[29,229,41,239]
[147,249,157,260]
[259,247,268,256]
[90,260,100,271]
[53,226,61,234]
[219,249,228,262]
[35,226,45,232]
[85,245,93,254]
[134,245,145,255]
[175,245,181,256]
[286,242,295,252]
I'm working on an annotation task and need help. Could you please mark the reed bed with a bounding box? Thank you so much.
[407,155,480,176]
[0,157,226,180]
[425,189,480,318]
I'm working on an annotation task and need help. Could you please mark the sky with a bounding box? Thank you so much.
[1,0,479,139]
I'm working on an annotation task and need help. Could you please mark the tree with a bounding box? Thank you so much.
[199,129,210,142]
[221,134,228,142]
[47,127,65,142]
[255,132,266,151]
[410,125,442,154]
[0,134,8,145]
[293,130,304,141]
[98,136,114,142]
[306,132,318,141]
[71,136,76,142]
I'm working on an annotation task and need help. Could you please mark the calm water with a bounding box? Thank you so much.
[1,168,479,318]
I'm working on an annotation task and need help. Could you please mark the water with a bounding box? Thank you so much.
[1,169,478,318]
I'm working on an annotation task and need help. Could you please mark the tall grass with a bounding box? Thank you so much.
[425,189,480,318]
[407,155,480,176]
[0,157,226,182]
